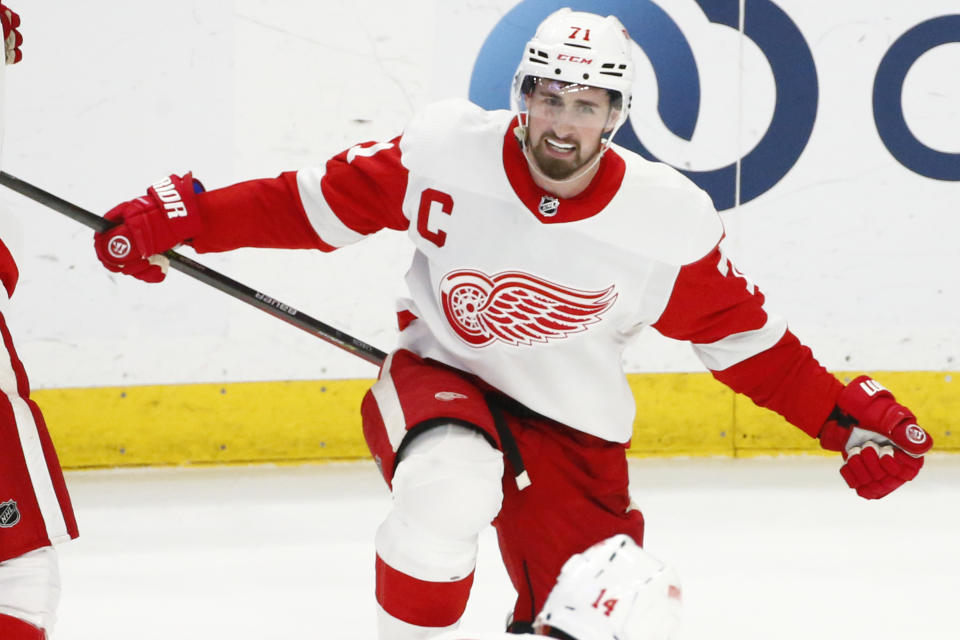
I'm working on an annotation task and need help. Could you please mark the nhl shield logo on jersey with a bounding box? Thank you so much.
[439,268,617,348]
[538,195,559,216]
[0,499,21,528]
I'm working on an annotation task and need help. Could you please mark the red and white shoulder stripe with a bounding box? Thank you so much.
[653,241,784,367]
[295,137,410,249]
[191,138,409,253]
[654,242,841,435]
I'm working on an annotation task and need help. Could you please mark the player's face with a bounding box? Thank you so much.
[525,80,617,180]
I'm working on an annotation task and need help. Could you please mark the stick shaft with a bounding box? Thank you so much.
[0,171,387,367]
[0,171,113,232]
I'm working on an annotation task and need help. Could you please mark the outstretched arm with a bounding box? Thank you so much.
[654,243,932,499]
[93,136,411,282]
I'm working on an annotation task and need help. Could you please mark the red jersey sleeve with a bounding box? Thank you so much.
[192,172,326,253]
[189,137,409,253]
[653,244,842,437]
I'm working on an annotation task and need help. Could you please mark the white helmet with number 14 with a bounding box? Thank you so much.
[533,535,682,640]
[431,534,680,640]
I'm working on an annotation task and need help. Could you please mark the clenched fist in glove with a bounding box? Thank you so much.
[819,376,932,499]
[94,174,204,283]
[1,4,22,64]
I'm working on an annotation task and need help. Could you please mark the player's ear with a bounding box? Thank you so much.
[603,109,621,134]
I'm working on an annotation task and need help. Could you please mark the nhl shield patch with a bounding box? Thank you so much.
[0,500,21,528]
[538,195,559,217]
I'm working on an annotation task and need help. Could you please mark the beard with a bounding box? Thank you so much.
[528,132,597,180]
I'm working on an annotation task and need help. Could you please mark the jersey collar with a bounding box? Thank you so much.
[502,116,626,224]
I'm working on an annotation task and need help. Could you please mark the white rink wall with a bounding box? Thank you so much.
[2,0,958,389]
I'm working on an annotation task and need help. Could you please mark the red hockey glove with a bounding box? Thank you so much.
[0,5,21,64]
[819,375,932,499]
[94,174,204,283]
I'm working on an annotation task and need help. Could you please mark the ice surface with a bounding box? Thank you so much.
[53,455,960,639]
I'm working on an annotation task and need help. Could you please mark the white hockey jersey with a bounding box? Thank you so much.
[192,99,842,443]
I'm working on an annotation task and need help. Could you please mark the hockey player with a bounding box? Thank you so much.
[0,6,81,640]
[92,8,932,639]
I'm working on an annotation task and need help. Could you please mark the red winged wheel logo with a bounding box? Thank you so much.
[439,269,618,347]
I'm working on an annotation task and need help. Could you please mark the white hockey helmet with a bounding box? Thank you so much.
[511,8,635,138]
[533,535,682,640]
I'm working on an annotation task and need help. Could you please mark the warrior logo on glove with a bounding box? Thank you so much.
[93,173,204,284]
[905,424,928,446]
[819,375,933,499]
[107,235,132,260]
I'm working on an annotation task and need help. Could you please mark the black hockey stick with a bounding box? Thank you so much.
[0,171,388,367]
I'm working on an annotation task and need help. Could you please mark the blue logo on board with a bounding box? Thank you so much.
[468,1,959,211]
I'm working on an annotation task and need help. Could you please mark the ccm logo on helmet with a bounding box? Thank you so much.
[557,54,593,64]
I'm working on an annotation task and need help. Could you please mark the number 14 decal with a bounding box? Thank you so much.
[592,588,619,617]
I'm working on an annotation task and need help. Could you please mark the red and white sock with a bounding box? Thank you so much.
[375,555,474,639]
